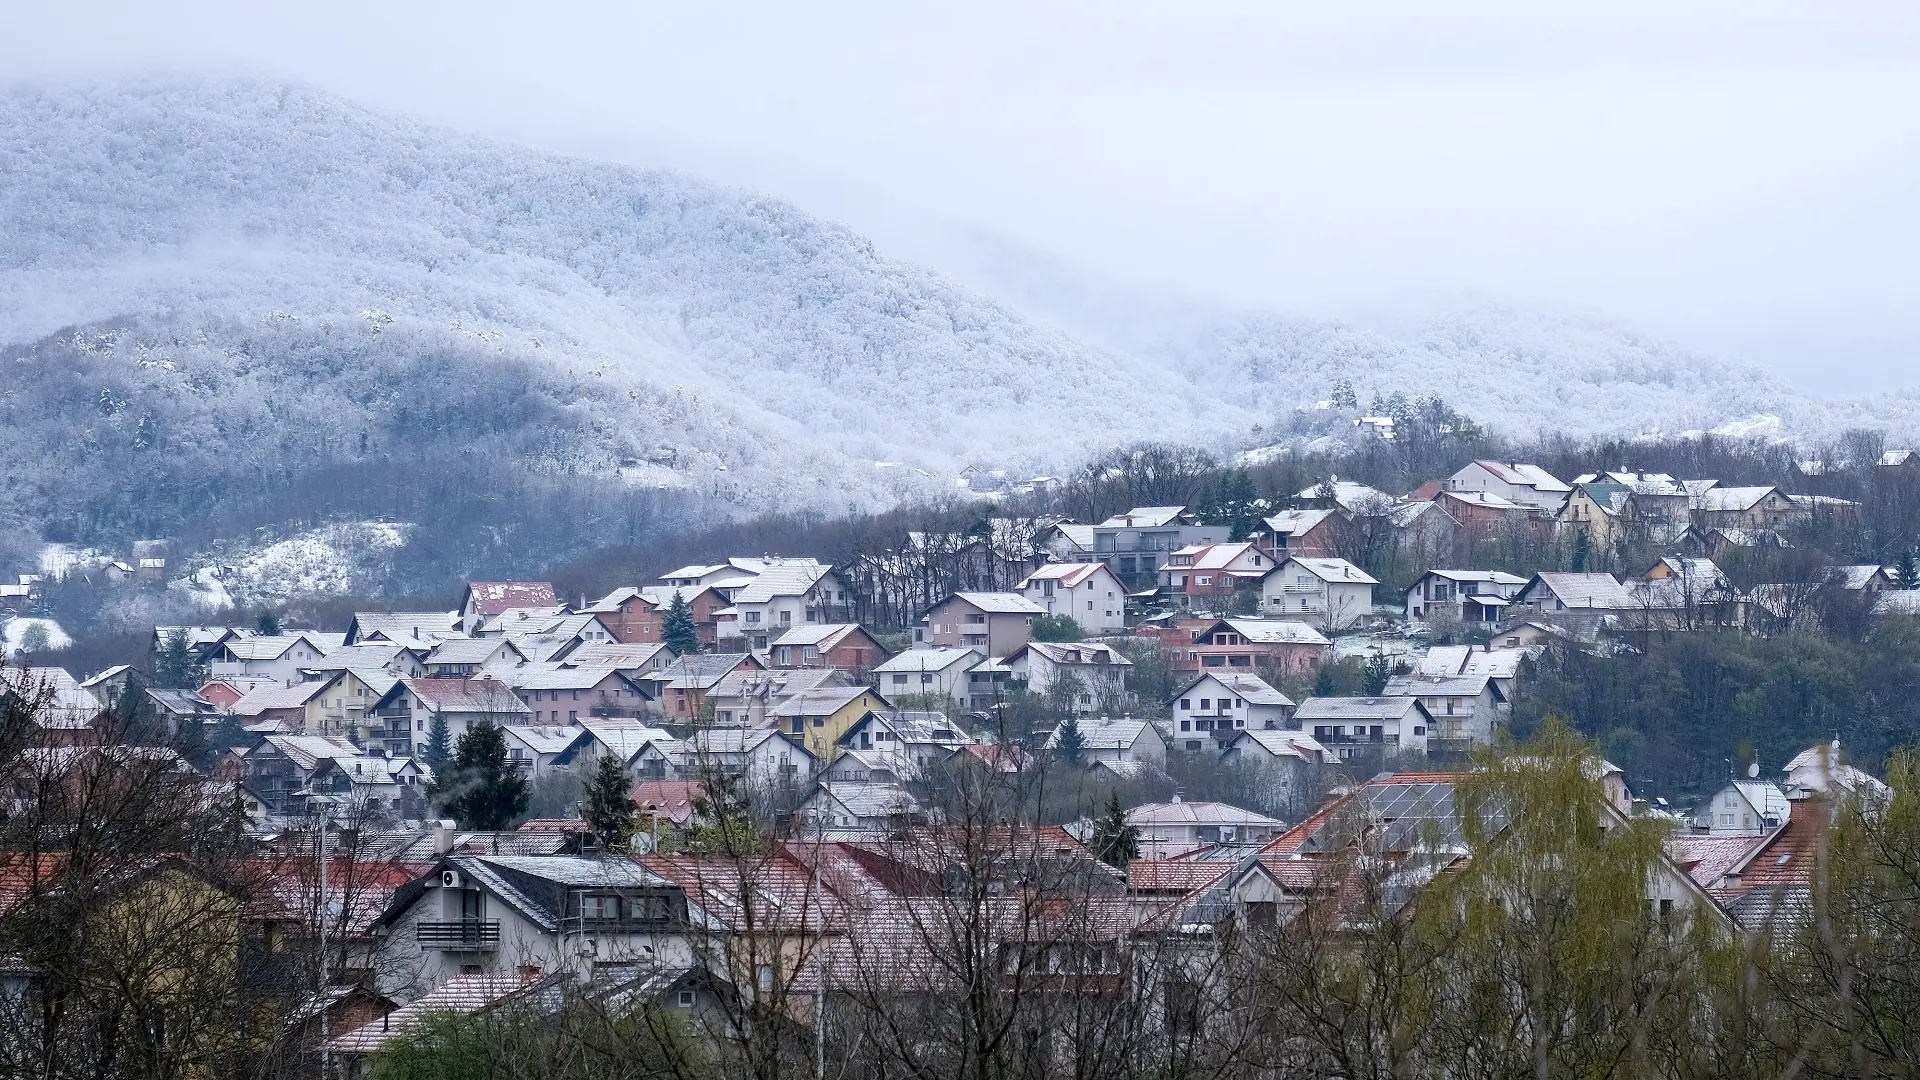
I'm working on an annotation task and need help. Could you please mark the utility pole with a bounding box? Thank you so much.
[311,796,341,1080]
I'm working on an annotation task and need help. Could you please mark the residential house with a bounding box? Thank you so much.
[1442,461,1571,512]
[228,679,334,734]
[563,641,677,678]
[797,781,920,835]
[771,686,893,758]
[705,667,847,727]
[1692,485,1802,532]
[1170,672,1295,743]
[1089,506,1230,587]
[1259,558,1378,630]
[378,677,533,760]
[584,584,729,647]
[305,753,432,818]
[1221,730,1331,816]
[0,667,112,745]
[1004,641,1132,712]
[208,634,333,688]
[1169,618,1331,677]
[489,662,653,725]
[1292,696,1434,759]
[370,854,693,997]
[1431,490,1542,544]
[818,747,918,785]
[1704,527,1791,562]
[1295,479,1392,514]
[914,592,1043,655]
[633,779,704,833]
[1782,740,1891,802]
[872,647,982,708]
[681,728,814,792]
[642,653,764,721]
[142,687,221,738]
[767,623,889,672]
[837,710,972,772]
[1381,673,1509,750]
[1248,509,1344,559]
[459,581,560,627]
[1412,645,1526,701]
[234,734,365,814]
[1558,482,1648,553]
[1035,520,1097,562]
[1403,570,1529,623]
[1624,557,1740,629]
[421,638,525,677]
[1512,572,1638,626]
[1158,542,1274,611]
[306,643,427,679]
[554,720,686,782]
[714,559,852,651]
[1016,562,1129,634]
[1127,798,1286,859]
[1693,777,1792,835]
[491,612,619,662]
[343,611,462,648]
[498,725,579,777]
[1048,717,1168,773]
[1573,472,1695,524]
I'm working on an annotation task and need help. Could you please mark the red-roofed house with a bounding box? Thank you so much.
[460,581,560,623]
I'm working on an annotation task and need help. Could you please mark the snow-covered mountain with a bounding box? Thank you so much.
[1,77,1911,569]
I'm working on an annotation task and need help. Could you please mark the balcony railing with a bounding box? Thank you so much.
[416,920,501,949]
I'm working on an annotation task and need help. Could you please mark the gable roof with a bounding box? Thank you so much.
[1166,542,1265,572]
[346,611,460,646]
[1050,717,1161,751]
[1293,696,1430,723]
[1414,645,1524,680]
[942,591,1045,615]
[1693,485,1779,512]
[228,678,333,717]
[770,686,880,718]
[1382,672,1502,700]
[1209,618,1333,646]
[731,561,834,604]
[1127,800,1285,829]
[651,653,757,690]
[873,647,982,674]
[1016,562,1114,588]
[770,623,874,651]
[1524,572,1636,610]
[1258,508,1340,536]
[400,676,532,715]
[1010,641,1134,667]
[1278,557,1379,585]
[1174,671,1294,707]
[1225,729,1328,762]
[564,641,674,669]
[1464,461,1570,492]
[485,662,626,692]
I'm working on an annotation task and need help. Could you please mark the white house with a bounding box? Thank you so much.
[682,727,815,792]
[1221,729,1330,816]
[797,781,920,835]
[1693,778,1791,835]
[1049,717,1167,772]
[1169,672,1294,747]
[837,710,973,772]
[1004,641,1133,712]
[208,633,333,687]
[497,724,579,777]
[1260,558,1379,630]
[381,677,533,759]
[872,647,983,707]
[1292,696,1434,758]
[1442,461,1571,512]
[1403,570,1529,623]
[715,559,851,652]
[1016,562,1129,634]
[1125,797,1287,859]
[1381,672,1509,747]
[554,719,686,782]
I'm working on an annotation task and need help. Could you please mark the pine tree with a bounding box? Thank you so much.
[687,767,761,855]
[256,610,281,636]
[423,715,452,770]
[663,589,700,655]
[1364,653,1395,696]
[1055,715,1086,762]
[430,722,528,830]
[154,629,205,689]
[1089,793,1140,868]
[1897,549,1919,591]
[582,753,637,850]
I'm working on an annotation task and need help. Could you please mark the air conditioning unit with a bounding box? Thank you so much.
[440,870,462,889]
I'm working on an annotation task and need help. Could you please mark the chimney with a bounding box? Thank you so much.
[432,819,457,855]
[1170,790,1182,804]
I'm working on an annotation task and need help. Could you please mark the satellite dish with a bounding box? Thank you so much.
[1747,761,1760,779]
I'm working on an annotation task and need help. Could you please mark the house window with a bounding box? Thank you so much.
[1179,699,1190,710]
[581,894,620,920]
[892,674,909,685]
[1199,699,1210,710]
[677,991,695,1008]
[746,612,761,624]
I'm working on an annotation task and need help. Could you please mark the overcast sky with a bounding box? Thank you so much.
[7,2,1920,391]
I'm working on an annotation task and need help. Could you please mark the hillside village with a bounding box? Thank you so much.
[3,450,1917,1069]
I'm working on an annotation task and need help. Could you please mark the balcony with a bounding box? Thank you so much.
[416,920,500,949]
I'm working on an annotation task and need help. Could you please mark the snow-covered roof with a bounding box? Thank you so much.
[577,719,682,763]
[1436,490,1529,511]
[401,676,532,715]
[228,680,330,716]
[565,641,673,669]
[1049,717,1159,751]
[1165,542,1263,571]
[1013,641,1134,667]
[1259,508,1340,536]
[0,667,105,726]
[1096,506,1189,529]
[1293,696,1427,723]
[1215,618,1332,646]
[1693,485,1778,512]
[732,561,835,604]
[1414,646,1524,679]
[1127,800,1284,829]
[770,623,868,649]
[1016,562,1111,588]
[813,781,918,819]
[1280,557,1379,585]
[1414,569,1529,587]
[1296,480,1391,512]
[1226,729,1328,762]
[1465,461,1570,492]
[947,591,1045,615]
[770,686,875,718]
[1175,671,1294,707]
[464,581,559,616]
[487,662,624,691]
[498,724,582,756]
[873,646,982,674]
[1526,572,1637,610]
[1382,673,1498,699]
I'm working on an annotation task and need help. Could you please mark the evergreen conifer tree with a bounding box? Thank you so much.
[663,589,700,655]
[423,715,452,770]
[430,722,528,830]
[154,629,205,689]
[1089,792,1140,867]
[1897,549,1919,590]
[1055,714,1086,762]
[582,753,637,850]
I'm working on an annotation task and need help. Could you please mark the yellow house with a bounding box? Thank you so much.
[770,687,892,758]
[299,669,402,744]
[1558,482,1637,553]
